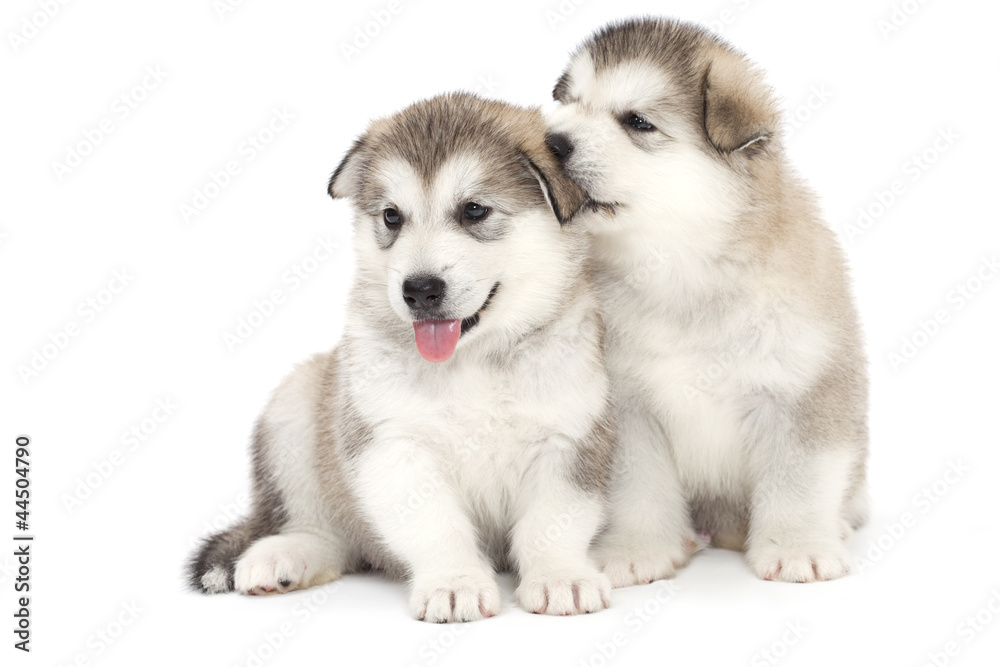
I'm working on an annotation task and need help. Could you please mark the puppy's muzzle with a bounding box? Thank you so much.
[547,133,574,160]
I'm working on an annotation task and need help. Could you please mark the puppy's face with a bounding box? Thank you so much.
[546,19,778,226]
[330,94,586,362]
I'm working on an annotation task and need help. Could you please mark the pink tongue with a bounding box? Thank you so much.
[412,319,462,362]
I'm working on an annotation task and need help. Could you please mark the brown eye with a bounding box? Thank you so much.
[383,208,401,227]
[463,202,489,222]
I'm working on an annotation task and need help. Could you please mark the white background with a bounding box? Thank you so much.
[3,0,999,665]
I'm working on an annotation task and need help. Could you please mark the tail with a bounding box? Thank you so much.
[187,520,259,593]
[187,421,288,593]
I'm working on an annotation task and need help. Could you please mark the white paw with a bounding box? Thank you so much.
[595,533,705,588]
[746,540,852,583]
[410,573,501,623]
[515,569,611,615]
[234,534,341,595]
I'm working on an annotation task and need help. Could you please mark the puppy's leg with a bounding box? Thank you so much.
[193,354,356,595]
[351,440,500,623]
[231,416,354,595]
[744,393,858,583]
[511,440,610,615]
[592,408,701,588]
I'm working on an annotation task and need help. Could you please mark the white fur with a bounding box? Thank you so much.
[549,47,860,585]
[200,567,230,594]
[342,193,611,616]
[232,138,611,619]
[235,532,342,595]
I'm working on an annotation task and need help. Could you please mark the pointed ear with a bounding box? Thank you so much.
[327,137,367,199]
[519,136,587,224]
[702,52,778,156]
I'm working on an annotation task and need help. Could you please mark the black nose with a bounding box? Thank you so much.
[547,133,573,160]
[402,276,446,311]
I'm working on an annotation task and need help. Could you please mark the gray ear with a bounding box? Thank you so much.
[518,123,587,225]
[702,52,778,156]
[553,69,572,103]
[523,156,586,225]
[327,137,366,199]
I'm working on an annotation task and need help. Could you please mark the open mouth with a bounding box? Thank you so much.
[411,283,499,363]
[460,282,499,335]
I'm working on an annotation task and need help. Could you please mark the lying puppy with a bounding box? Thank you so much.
[187,93,617,621]
[547,18,869,584]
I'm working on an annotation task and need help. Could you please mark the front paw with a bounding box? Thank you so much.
[515,569,611,615]
[594,532,705,588]
[746,540,851,583]
[410,573,501,623]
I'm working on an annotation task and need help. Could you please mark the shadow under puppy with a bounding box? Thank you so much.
[547,18,869,584]
[188,93,619,621]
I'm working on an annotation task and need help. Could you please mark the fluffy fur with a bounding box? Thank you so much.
[188,93,617,621]
[547,18,869,584]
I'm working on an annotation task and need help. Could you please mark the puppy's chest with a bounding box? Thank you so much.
[601,271,830,402]
[600,269,833,486]
[383,363,585,476]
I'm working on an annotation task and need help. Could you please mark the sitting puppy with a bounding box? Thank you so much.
[188,93,616,620]
[547,18,869,584]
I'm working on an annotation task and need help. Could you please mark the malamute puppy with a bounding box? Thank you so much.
[547,19,869,584]
[187,93,618,621]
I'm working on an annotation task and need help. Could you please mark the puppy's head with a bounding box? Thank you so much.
[329,93,587,363]
[547,18,779,222]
